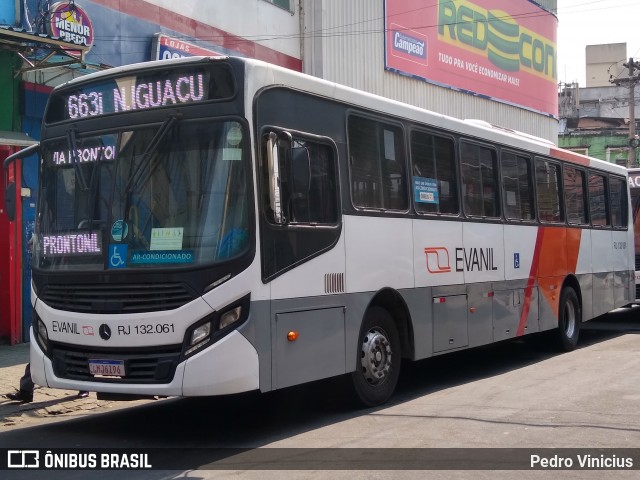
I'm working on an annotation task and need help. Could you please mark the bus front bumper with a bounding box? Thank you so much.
[30,328,260,397]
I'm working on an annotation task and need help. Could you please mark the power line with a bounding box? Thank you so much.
[610,58,640,166]
[62,1,626,46]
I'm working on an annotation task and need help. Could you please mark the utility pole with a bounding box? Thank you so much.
[612,58,640,167]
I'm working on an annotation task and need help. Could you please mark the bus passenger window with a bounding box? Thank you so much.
[411,131,458,215]
[609,176,628,228]
[501,152,534,221]
[460,142,499,218]
[259,130,341,280]
[348,115,407,211]
[589,173,609,226]
[286,139,338,224]
[563,166,587,225]
[536,159,563,223]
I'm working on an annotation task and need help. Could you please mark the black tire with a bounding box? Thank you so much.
[350,306,401,407]
[555,286,581,352]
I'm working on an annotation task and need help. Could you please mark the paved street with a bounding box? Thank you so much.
[0,343,157,429]
[1,307,640,479]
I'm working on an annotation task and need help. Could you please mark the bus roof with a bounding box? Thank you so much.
[51,55,627,178]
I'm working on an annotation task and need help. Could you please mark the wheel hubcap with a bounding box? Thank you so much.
[360,328,392,385]
[564,301,576,338]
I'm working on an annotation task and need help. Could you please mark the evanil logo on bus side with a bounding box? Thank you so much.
[425,247,499,273]
[437,0,556,80]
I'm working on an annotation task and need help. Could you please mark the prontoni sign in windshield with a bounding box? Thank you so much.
[385,0,558,116]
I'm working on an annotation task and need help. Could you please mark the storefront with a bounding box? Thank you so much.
[3,0,558,344]
[0,17,90,343]
[1,0,301,344]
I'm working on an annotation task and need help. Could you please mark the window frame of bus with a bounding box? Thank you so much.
[609,174,629,229]
[534,156,565,224]
[459,139,501,220]
[44,62,237,125]
[409,126,460,217]
[562,164,589,226]
[259,125,341,229]
[258,125,342,282]
[587,170,611,228]
[346,112,410,213]
[500,149,536,223]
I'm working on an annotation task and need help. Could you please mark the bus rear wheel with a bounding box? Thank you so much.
[555,286,581,352]
[350,307,401,407]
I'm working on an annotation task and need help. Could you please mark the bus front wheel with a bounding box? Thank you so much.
[555,286,581,352]
[350,306,401,407]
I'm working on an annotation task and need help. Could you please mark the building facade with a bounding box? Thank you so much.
[558,42,640,167]
[1,0,559,343]
[304,0,558,141]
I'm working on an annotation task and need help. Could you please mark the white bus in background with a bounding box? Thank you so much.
[4,56,634,407]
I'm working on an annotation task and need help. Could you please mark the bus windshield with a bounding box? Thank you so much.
[34,120,250,271]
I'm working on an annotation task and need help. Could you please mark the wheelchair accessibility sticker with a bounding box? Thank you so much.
[108,244,128,269]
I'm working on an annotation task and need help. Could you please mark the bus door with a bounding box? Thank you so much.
[632,189,640,300]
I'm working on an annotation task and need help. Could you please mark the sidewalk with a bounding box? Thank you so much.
[0,342,141,429]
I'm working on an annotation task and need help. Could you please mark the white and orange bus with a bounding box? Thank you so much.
[5,56,634,406]
[628,168,640,300]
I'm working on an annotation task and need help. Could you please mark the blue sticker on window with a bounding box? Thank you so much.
[414,176,439,204]
[111,219,129,242]
[129,250,194,265]
[108,244,128,269]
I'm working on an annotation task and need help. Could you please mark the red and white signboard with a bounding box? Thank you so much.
[153,33,224,60]
[385,0,558,116]
[47,1,94,50]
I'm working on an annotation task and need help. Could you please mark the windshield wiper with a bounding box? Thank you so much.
[125,114,180,193]
[66,127,89,191]
[84,146,106,230]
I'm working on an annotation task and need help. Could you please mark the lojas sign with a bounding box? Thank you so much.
[47,1,94,50]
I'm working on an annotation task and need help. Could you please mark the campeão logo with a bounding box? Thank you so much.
[437,0,556,81]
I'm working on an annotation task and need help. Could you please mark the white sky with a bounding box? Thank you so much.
[557,0,640,86]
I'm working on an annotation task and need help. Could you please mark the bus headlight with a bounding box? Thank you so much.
[182,294,250,358]
[218,306,242,330]
[185,321,213,357]
[34,315,49,354]
[191,323,211,345]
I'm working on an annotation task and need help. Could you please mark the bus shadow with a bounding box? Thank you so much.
[0,314,636,465]
[393,326,622,405]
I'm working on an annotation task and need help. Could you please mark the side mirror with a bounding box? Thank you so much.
[4,181,16,221]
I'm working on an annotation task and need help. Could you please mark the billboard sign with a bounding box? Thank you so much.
[385,0,558,116]
[152,34,224,60]
[47,1,94,50]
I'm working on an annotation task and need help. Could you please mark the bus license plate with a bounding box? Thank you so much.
[88,359,125,376]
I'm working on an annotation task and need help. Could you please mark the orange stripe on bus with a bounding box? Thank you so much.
[537,227,582,315]
[517,227,582,336]
[517,227,543,336]
[550,147,590,166]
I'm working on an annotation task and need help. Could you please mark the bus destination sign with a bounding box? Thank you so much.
[65,72,207,120]
[46,63,235,123]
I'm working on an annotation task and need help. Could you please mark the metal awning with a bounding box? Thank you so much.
[0,131,38,147]
[0,24,89,74]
